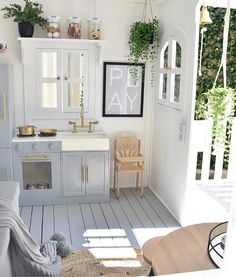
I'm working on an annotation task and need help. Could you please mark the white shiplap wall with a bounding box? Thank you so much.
[0,0,155,188]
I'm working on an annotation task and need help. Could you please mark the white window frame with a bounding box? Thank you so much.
[157,29,186,111]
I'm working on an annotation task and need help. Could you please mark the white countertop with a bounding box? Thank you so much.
[12,131,110,151]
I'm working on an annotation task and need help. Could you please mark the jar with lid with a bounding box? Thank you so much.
[47,16,61,38]
[88,17,101,40]
[0,40,7,53]
[68,17,81,38]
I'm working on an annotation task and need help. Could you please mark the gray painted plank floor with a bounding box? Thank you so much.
[20,188,180,250]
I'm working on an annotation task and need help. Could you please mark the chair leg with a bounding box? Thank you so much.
[140,172,144,198]
[116,171,120,198]
[114,166,117,192]
[136,172,139,191]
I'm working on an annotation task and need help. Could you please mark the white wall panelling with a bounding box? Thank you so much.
[0,0,154,189]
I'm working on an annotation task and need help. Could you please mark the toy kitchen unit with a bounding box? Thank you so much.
[11,129,110,206]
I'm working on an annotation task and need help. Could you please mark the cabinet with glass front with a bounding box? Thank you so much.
[18,38,102,122]
[36,49,89,114]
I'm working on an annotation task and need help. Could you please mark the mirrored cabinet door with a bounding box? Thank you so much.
[36,50,62,112]
[63,50,89,113]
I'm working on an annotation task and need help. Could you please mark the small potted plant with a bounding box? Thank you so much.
[128,17,159,84]
[1,0,47,37]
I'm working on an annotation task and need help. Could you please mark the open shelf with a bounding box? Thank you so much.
[18,37,107,65]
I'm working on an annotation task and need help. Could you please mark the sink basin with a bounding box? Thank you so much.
[59,131,109,151]
[59,130,106,137]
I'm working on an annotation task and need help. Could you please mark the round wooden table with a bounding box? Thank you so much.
[142,223,218,276]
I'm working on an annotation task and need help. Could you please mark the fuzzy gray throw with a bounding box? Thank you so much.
[0,198,61,276]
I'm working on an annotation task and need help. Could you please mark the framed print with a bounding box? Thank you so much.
[103,62,145,117]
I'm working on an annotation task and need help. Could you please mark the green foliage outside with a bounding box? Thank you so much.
[195,7,236,168]
[1,0,47,28]
[195,7,236,120]
[205,87,235,150]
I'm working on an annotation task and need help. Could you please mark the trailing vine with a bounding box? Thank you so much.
[195,7,236,120]
[128,13,159,85]
[128,17,159,64]
[205,87,235,154]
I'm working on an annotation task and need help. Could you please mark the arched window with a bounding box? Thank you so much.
[158,38,183,109]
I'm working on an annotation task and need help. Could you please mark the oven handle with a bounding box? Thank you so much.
[22,156,50,161]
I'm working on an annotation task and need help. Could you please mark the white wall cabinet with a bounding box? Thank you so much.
[62,151,109,200]
[19,38,106,125]
[35,49,89,115]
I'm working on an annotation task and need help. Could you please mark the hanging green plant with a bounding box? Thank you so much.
[128,0,159,85]
[128,17,159,64]
[205,87,235,153]
[195,7,236,120]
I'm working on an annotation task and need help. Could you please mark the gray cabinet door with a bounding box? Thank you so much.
[0,64,14,148]
[62,152,85,196]
[85,152,108,195]
[0,149,12,181]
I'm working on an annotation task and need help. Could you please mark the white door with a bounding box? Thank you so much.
[151,26,190,222]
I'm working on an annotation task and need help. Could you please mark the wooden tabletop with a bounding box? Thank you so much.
[151,223,219,275]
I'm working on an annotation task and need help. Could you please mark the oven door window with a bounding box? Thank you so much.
[22,156,52,190]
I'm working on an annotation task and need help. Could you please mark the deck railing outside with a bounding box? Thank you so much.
[192,118,236,184]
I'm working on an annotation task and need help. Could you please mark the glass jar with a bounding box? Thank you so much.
[88,17,101,40]
[47,16,61,38]
[68,17,81,39]
[0,40,7,53]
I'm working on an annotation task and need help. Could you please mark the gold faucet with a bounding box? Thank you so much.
[69,103,99,133]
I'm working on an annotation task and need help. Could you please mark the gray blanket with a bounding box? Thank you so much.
[0,198,61,276]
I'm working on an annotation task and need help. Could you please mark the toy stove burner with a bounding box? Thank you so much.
[17,134,36,137]
[38,133,57,137]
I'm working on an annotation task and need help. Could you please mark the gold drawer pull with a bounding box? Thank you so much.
[85,166,89,184]
[0,92,7,123]
[82,166,85,183]
[6,168,11,181]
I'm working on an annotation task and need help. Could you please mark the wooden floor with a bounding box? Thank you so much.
[20,188,180,250]
[198,183,232,212]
